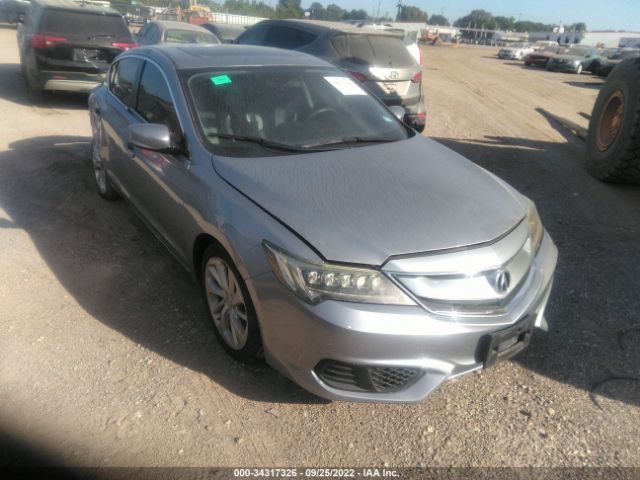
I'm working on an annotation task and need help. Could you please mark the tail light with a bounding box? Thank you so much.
[111,41,138,51]
[32,34,68,49]
[411,71,423,83]
[347,70,367,82]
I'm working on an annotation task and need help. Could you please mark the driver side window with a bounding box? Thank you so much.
[135,61,181,140]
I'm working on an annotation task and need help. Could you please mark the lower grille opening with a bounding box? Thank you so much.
[314,360,423,393]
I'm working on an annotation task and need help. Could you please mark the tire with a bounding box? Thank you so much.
[91,139,120,200]
[524,61,531,67]
[201,245,262,362]
[584,58,640,184]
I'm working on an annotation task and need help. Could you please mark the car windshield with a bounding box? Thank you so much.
[165,29,218,44]
[184,66,410,157]
[568,46,588,56]
[511,43,526,48]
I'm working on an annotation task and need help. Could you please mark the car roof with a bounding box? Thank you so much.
[136,44,333,70]
[149,20,213,33]
[32,0,122,16]
[251,19,398,37]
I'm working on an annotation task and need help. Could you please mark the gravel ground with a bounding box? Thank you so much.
[0,28,638,469]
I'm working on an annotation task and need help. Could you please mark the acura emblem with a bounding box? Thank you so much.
[388,71,399,80]
[495,270,511,293]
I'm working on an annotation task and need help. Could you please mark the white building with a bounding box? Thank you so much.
[528,30,640,48]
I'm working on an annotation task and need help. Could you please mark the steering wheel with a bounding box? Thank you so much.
[307,108,340,122]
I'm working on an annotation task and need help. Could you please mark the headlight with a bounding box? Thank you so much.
[263,242,415,306]
[525,199,543,252]
[574,60,581,65]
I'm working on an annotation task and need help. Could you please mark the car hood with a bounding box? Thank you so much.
[212,135,527,265]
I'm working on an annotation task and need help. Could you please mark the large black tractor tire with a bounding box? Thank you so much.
[584,58,640,184]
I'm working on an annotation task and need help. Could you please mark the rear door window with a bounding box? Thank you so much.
[110,57,142,106]
[264,26,317,49]
[40,10,130,40]
[332,34,415,67]
[236,23,268,45]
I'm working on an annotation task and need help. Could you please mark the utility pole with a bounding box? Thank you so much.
[375,0,381,20]
[396,0,402,21]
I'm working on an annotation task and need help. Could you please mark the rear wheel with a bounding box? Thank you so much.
[201,246,262,361]
[584,58,640,184]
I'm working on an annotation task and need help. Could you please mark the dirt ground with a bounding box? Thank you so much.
[0,28,638,469]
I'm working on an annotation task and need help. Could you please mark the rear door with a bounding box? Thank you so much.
[102,56,143,193]
[36,9,135,74]
[331,33,420,105]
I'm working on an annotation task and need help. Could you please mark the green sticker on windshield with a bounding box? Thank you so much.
[210,74,232,86]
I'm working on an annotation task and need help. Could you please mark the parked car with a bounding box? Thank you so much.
[200,22,246,44]
[0,0,30,25]
[236,20,426,132]
[523,45,565,68]
[532,40,559,51]
[498,42,534,60]
[88,44,557,402]
[136,20,219,46]
[594,48,640,77]
[584,57,640,183]
[546,45,600,74]
[17,0,137,101]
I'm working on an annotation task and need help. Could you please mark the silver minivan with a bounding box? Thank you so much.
[236,19,426,132]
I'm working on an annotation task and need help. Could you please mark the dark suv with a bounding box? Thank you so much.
[236,20,426,132]
[17,0,136,100]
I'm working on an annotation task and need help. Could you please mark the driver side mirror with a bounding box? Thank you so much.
[128,123,179,153]
[388,105,405,121]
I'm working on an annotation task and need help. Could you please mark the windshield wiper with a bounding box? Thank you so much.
[208,133,325,153]
[301,137,399,149]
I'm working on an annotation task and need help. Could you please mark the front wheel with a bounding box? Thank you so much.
[91,139,119,200]
[584,58,640,184]
[201,247,262,361]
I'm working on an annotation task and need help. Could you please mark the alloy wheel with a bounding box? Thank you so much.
[91,137,107,195]
[204,257,249,350]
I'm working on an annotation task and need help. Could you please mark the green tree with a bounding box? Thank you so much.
[493,15,515,31]
[428,14,449,26]
[343,9,368,20]
[398,5,428,22]
[566,22,587,32]
[454,9,493,28]
[325,3,345,21]
[275,0,303,18]
[308,1,325,19]
[223,0,275,18]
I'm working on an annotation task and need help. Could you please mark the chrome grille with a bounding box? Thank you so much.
[384,220,533,317]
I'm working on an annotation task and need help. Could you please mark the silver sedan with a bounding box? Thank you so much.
[89,44,558,403]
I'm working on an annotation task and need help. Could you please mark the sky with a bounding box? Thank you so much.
[316,0,640,31]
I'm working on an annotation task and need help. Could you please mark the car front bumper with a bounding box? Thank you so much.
[247,231,558,403]
[548,62,580,72]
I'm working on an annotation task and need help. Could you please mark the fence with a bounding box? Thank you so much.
[209,12,265,26]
